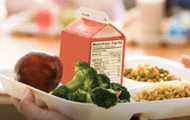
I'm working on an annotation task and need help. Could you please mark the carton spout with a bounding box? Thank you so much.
[79,7,110,24]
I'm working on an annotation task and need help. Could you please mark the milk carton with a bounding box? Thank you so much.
[60,8,126,84]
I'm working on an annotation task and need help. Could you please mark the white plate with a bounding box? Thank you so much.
[1,56,190,120]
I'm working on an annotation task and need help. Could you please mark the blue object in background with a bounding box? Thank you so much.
[174,0,190,9]
[164,12,190,39]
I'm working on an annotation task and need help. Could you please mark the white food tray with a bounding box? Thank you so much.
[1,56,190,120]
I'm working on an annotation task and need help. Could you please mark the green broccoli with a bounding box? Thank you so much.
[91,87,117,109]
[81,67,98,91]
[96,74,111,89]
[52,61,131,109]
[52,61,98,98]
[68,89,91,103]
[74,61,91,72]
[74,61,98,91]
[66,61,98,91]
[110,83,131,102]
[52,85,70,99]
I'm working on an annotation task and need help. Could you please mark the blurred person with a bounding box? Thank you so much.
[11,55,190,120]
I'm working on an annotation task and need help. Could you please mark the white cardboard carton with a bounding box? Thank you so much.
[1,56,190,120]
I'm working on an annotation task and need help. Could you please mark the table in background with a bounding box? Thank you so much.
[1,34,190,68]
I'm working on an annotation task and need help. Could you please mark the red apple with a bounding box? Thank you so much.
[15,52,63,92]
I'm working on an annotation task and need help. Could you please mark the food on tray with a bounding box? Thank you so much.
[15,52,63,92]
[124,64,179,82]
[14,53,130,109]
[52,61,131,109]
[135,83,190,101]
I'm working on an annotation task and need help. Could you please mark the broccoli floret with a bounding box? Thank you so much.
[66,61,98,91]
[82,67,98,91]
[110,83,131,102]
[91,87,117,109]
[68,89,91,103]
[52,85,70,99]
[96,74,111,89]
[52,70,86,99]
[73,61,98,91]
[52,61,97,98]
[74,61,91,72]
[66,71,85,91]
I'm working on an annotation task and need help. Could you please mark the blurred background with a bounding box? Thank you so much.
[1,0,190,74]
[0,0,190,119]
[0,0,190,53]
[0,0,190,64]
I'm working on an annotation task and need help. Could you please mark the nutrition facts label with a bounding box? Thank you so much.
[90,40,123,83]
